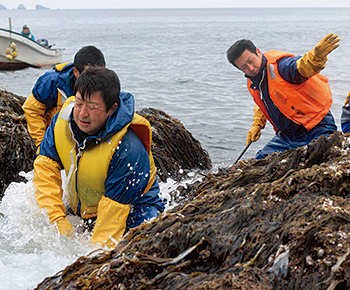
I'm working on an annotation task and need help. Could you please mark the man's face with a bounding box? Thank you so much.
[234,48,263,77]
[73,91,116,136]
[23,28,30,34]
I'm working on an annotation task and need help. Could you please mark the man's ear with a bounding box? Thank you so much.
[256,48,262,56]
[107,103,118,116]
[73,67,80,78]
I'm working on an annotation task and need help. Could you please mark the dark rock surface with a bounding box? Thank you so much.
[0,89,35,199]
[138,108,212,182]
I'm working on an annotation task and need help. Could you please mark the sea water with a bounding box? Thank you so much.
[0,7,350,289]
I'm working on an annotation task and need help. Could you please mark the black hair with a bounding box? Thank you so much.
[73,46,106,73]
[74,67,120,112]
[226,39,258,68]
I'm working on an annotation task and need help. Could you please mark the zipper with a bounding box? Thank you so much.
[258,69,281,132]
[68,120,85,199]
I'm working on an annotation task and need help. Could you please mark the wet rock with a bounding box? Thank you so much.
[0,89,36,199]
[35,131,350,290]
[138,108,212,182]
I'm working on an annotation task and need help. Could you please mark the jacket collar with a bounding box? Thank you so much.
[57,63,76,98]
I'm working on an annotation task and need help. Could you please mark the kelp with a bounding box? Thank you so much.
[0,89,35,198]
[170,132,345,204]
[35,131,350,290]
[138,108,212,182]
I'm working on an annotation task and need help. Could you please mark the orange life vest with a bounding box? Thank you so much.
[247,50,332,131]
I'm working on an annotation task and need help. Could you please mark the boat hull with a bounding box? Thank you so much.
[0,28,64,70]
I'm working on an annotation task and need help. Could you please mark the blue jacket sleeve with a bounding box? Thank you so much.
[278,56,309,84]
[32,70,59,110]
[104,129,165,228]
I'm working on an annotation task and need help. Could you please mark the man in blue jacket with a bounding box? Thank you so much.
[21,24,35,40]
[33,67,165,248]
[226,34,339,159]
[22,45,105,149]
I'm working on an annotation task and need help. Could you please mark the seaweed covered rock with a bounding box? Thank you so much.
[35,132,350,290]
[138,108,212,182]
[172,131,347,203]
[0,89,35,198]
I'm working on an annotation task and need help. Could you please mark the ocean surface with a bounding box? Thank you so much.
[0,7,350,289]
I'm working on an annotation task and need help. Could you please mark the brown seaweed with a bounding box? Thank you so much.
[0,89,36,199]
[35,131,350,290]
[138,108,212,182]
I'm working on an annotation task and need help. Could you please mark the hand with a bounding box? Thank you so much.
[56,217,73,237]
[297,33,340,77]
[246,124,261,146]
[314,33,340,59]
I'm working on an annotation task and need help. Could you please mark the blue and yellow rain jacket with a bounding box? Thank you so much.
[22,62,75,147]
[34,91,165,247]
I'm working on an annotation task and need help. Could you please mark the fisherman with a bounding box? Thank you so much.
[33,67,165,248]
[22,45,105,150]
[226,33,339,159]
[20,24,35,41]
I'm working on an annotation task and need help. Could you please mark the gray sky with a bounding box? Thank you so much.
[1,0,350,9]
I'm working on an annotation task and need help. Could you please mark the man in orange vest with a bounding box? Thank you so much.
[226,33,339,159]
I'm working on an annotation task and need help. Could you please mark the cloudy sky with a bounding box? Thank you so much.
[1,0,350,9]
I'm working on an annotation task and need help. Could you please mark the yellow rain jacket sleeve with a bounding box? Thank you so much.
[91,196,130,248]
[296,33,340,78]
[33,155,73,236]
[22,94,49,147]
[246,104,266,146]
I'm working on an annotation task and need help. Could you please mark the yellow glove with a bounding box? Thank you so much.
[56,217,73,237]
[296,33,340,78]
[246,125,261,146]
[344,91,350,106]
[246,105,266,146]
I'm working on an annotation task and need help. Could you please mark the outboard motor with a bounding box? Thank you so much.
[36,38,49,48]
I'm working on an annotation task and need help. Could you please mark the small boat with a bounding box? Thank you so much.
[0,27,64,70]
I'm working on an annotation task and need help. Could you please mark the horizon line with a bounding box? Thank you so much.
[2,6,350,10]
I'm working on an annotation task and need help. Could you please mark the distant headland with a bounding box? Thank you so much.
[0,3,49,10]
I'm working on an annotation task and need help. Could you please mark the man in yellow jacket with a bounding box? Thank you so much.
[33,67,165,248]
[226,34,339,159]
[22,46,105,150]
